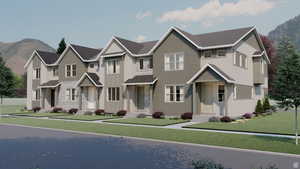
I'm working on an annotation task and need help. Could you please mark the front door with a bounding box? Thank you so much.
[200,83,214,114]
[50,89,55,107]
[137,86,145,110]
[87,87,96,109]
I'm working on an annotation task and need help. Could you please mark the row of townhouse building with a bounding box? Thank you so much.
[25,26,269,117]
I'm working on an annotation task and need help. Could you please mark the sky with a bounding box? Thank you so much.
[0,0,299,49]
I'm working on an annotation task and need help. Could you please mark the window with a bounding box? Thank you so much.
[53,68,58,76]
[204,51,212,58]
[138,58,153,71]
[107,60,120,74]
[35,68,40,79]
[72,65,76,77]
[107,87,120,101]
[34,89,40,100]
[234,52,247,68]
[164,52,184,71]
[255,85,261,95]
[165,85,184,102]
[65,65,71,77]
[65,88,77,101]
[218,49,226,57]
[218,85,225,102]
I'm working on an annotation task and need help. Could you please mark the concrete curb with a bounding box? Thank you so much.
[1,123,300,158]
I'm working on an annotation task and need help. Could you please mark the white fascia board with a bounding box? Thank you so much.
[124,78,158,86]
[75,73,103,88]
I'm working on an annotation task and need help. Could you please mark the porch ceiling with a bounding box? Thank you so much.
[40,80,61,88]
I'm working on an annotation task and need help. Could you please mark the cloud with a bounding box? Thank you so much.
[135,35,147,42]
[158,0,276,25]
[136,11,152,20]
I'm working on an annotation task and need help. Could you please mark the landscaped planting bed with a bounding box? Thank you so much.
[104,117,190,126]
[184,112,300,135]
[52,115,120,121]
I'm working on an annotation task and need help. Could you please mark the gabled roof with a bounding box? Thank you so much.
[55,44,102,64]
[75,72,103,87]
[24,50,59,68]
[70,44,102,61]
[39,80,61,88]
[124,75,157,85]
[187,64,235,84]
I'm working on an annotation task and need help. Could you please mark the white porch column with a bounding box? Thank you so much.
[126,86,130,112]
[192,83,197,114]
[78,87,82,110]
[149,85,153,114]
[224,83,229,116]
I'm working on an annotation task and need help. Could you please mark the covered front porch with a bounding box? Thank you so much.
[40,80,61,110]
[124,75,157,114]
[76,73,103,112]
[188,64,235,117]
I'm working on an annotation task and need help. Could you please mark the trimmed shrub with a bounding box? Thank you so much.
[192,159,230,169]
[181,112,193,120]
[137,113,147,118]
[68,108,78,114]
[220,116,232,123]
[52,107,63,113]
[263,97,271,112]
[152,112,164,119]
[209,116,220,122]
[242,113,252,119]
[255,100,264,114]
[32,107,41,113]
[116,110,127,116]
[94,109,105,115]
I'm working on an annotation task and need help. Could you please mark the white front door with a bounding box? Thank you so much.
[137,86,150,111]
[200,83,214,114]
[87,87,96,109]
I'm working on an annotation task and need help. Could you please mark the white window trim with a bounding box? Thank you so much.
[107,87,120,102]
[137,58,153,72]
[106,59,120,74]
[233,52,236,65]
[65,88,77,102]
[71,64,77,77]
[164,52,184,71]
[164,84,185,103]
[261,60,264,74]
[233,85,237,100]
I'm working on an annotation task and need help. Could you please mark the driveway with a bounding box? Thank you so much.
[0,124,299,169]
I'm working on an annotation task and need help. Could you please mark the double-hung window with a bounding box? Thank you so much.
[72,65,76,76]
[65,88,76,101]
[234,52,247,69]
[218,85,225,102]
[138,58,153,71]
[107,60,120,74]
[65,64,76,77]
[35,68,40,79]
[164,52,184,71]
[165,85,184,102]
[107,87,120,101]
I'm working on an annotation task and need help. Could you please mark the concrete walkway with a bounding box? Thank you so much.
[1,114,298,139]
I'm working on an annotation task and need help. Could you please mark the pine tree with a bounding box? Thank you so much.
[0,57,16,104]
[255,100,264,114]
[271,38,300,145]
[56,38,66,55]
[263,97,271,112]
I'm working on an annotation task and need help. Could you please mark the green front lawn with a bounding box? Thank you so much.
[0,105,29,115]
[16,112,70,117]
[52,115,120,121]
[185,112,300,135]
[105,117,190,126]
[0,117,299,155]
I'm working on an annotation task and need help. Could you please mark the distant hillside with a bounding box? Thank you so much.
[268,14,300,49]
[0,39,55,75]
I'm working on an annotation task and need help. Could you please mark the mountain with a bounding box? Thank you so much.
[0,39,55,75]
[268,14,300,50]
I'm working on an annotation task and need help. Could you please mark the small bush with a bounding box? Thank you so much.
[192,159,230,169]
[181,112,193,120]
[220,116,232,123]
[68,108,78,114]
[52,107,63,113]
[209,116,220,122]
[242,113,252,119]
[116,110,127,116]
[94,109,105,115]
[137,113,147,118]
[255,100,264,114]
[152,112,164,119]
[263,97,271,112]
[32,107,41,113]
[84,111,93,115]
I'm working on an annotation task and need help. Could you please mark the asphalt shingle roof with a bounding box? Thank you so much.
[40,80,60,87]
[115,37,157,55]
[125,75,156,84]
[86,72,102,86]
[71,44,102,61]
[36,50,59,65]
